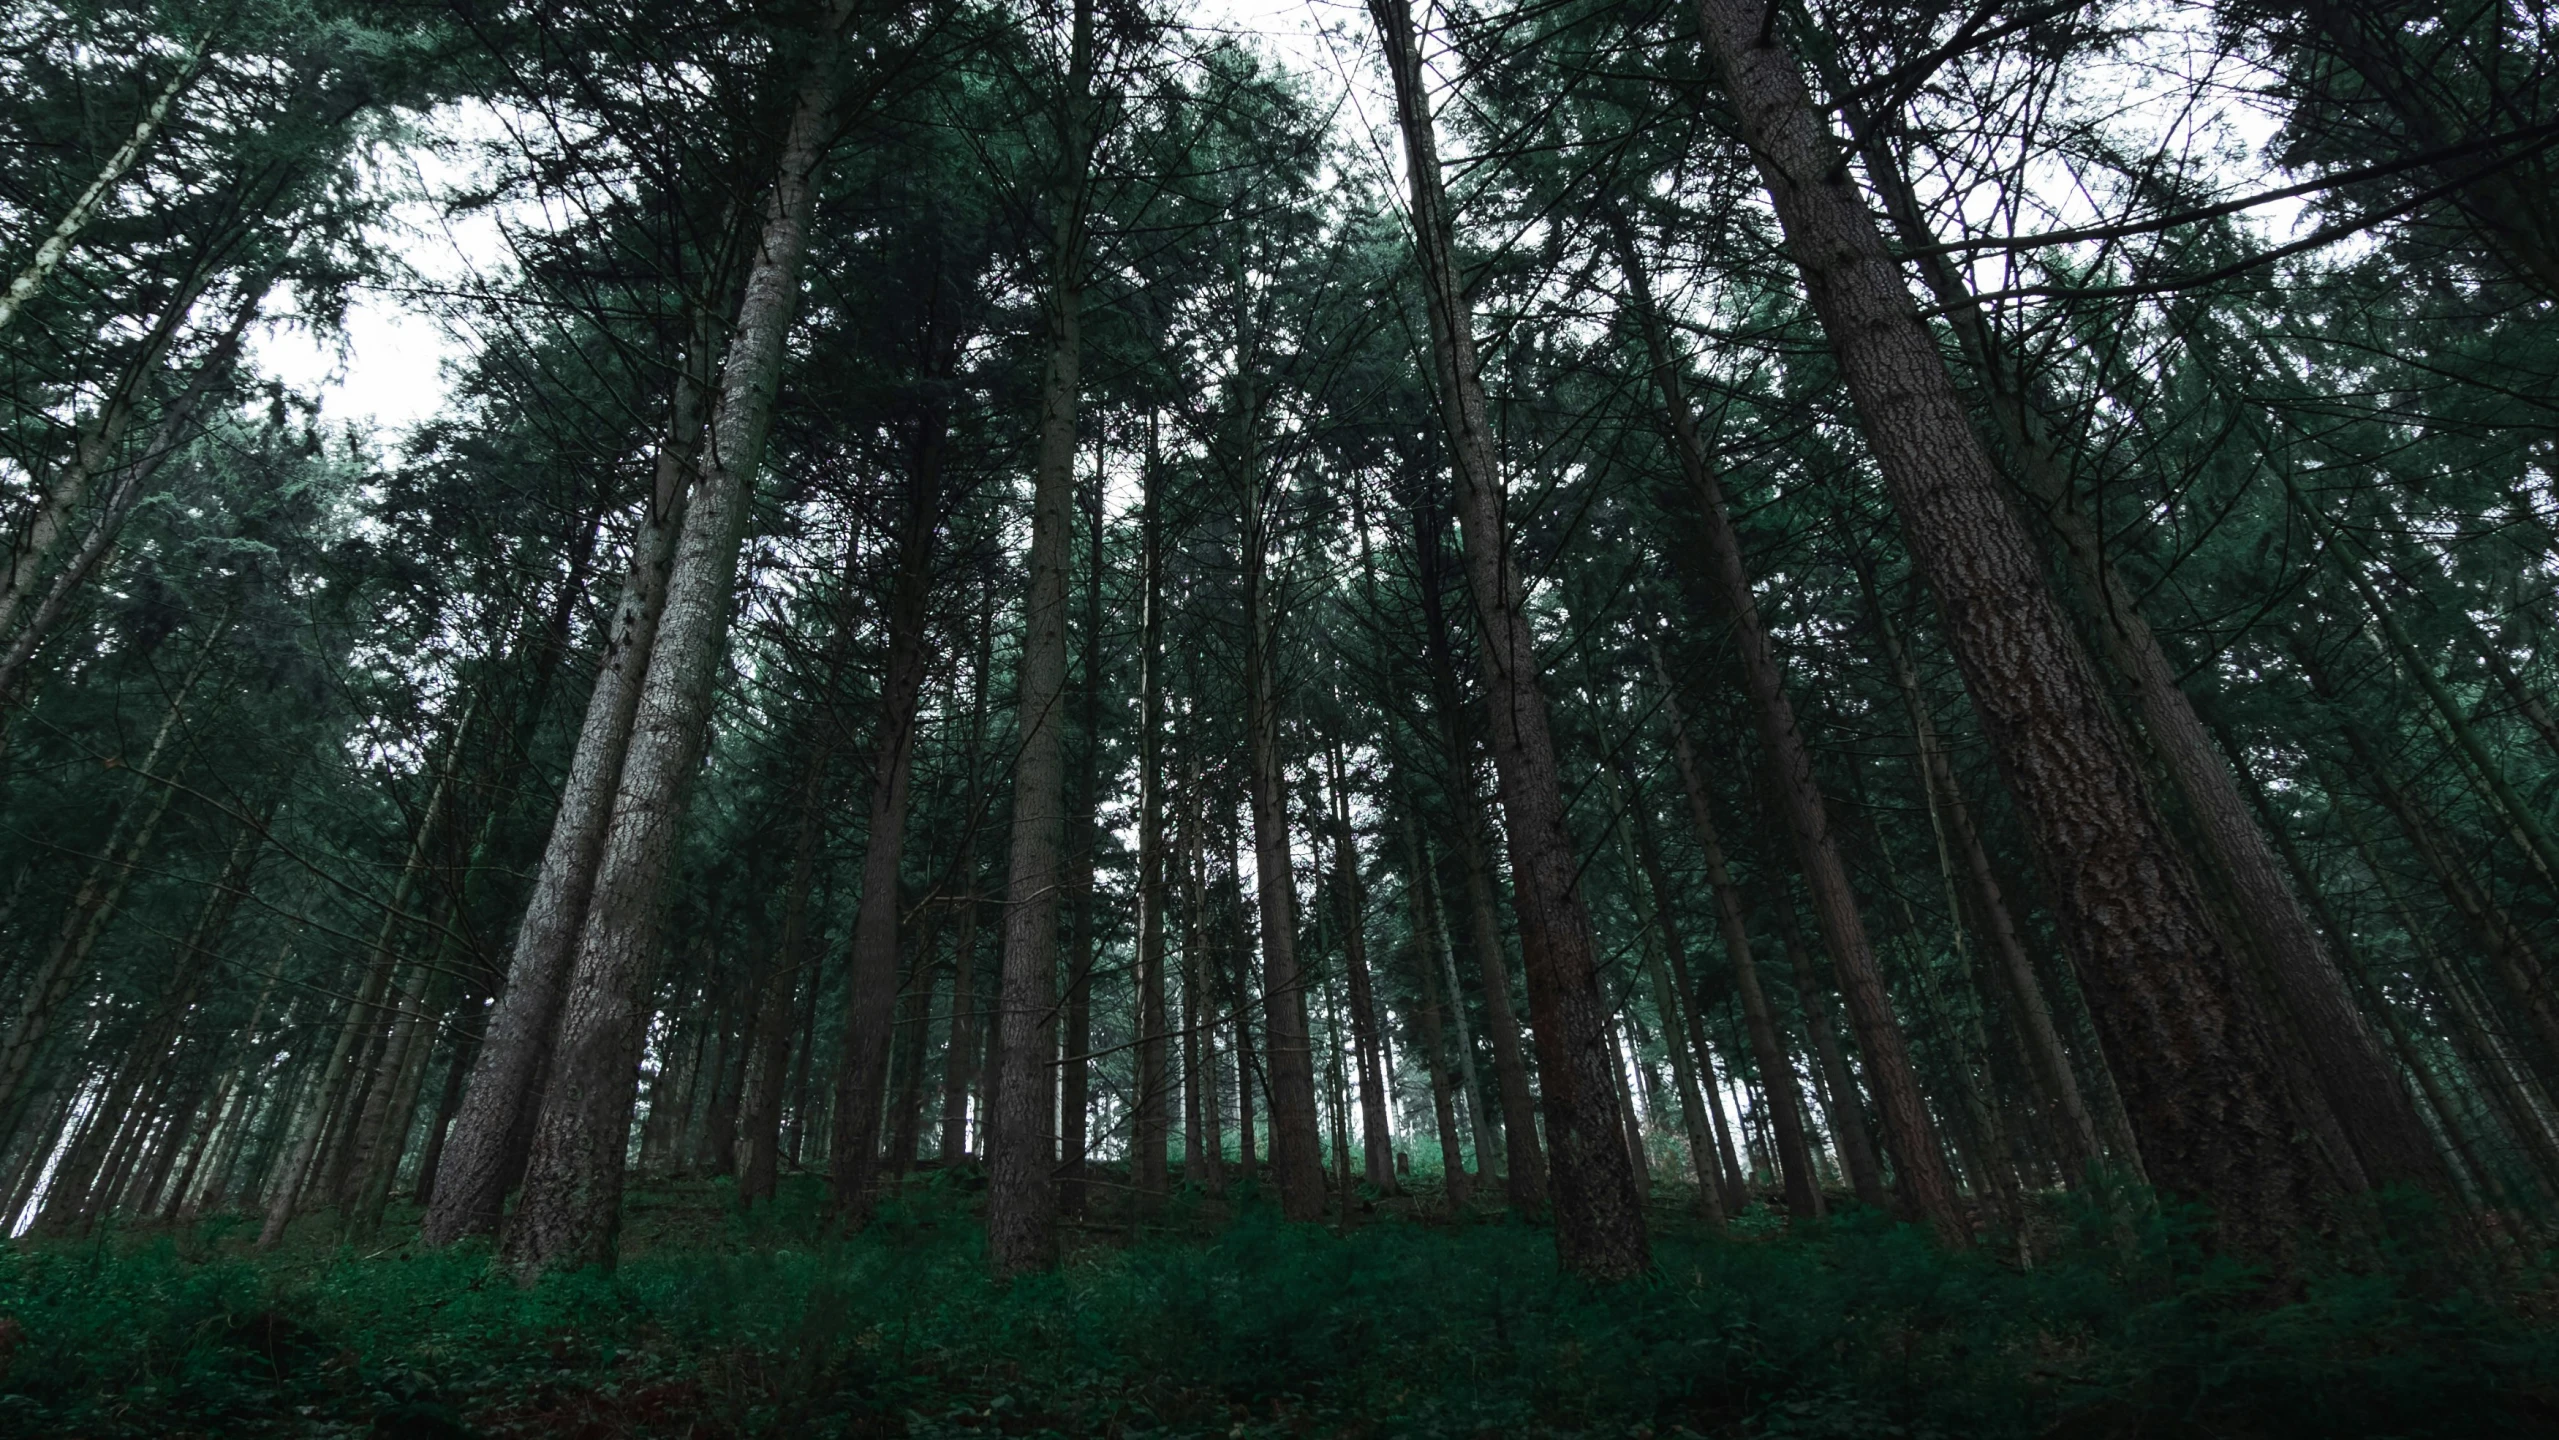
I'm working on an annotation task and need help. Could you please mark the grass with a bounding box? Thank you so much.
[1,1169,2553,1437]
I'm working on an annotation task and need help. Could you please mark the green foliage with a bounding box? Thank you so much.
[2,1183,2550,1438]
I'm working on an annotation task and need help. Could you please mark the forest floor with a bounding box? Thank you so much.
[1,1167,2554,1438]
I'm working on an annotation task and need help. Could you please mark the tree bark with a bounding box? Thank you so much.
[1646,669,1828,1219]
[0,32,206,336]
[1372,0,1645,1277]
[424,311,717,1245]
[1612,214,1951,1236]
[500,15,849,1275]
[829,398,947,1221]
[1693,0,2321,1259]
[1327,747,1397,1192]
[983,0,1097,1276]
[1131,429,1173,1206]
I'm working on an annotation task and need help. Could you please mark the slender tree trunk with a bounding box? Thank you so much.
[1693,0,2320,1258]
[1782,918,1886,1211]
[1614,760,1727,1224]
[0,32,206,336]
[1615,220,1951,1233]
[1406,826,1474,1209]
[1058,465,1106,1219]
[502,17,849,1275]
[1131,430,1172,1206]
[0,627,219,1125]
[1409,815,1499,1195]
[1859,569,2109,1183]
[829,405,947,1221]
[1646,671,1826,1219]
[1327,747,1396,1192]
[1371,0,1645,1277]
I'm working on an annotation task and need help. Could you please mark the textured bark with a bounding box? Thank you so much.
[501,20,847,1274]
[1859,93,2449,1205]
[1372,0,1644,1277]
[1648,675,1827,1220]
[1694,0,2321,1257]
[1861,576,2108,1183]
[424,319,715,1245]
[1242,538,1325,1219]
[983,0,1097,1276]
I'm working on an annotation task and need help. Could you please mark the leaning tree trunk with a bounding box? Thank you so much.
[423,315,718,1246]
[829,398,947,1222]
[1372,0,1645,1277]
[500,16,849,1276]
[1692,0,2321,1260]
[1648,671,1832,1219]
[0,32,206,337]
[1844,99,2449,1213]
[1612,222,1949,1238]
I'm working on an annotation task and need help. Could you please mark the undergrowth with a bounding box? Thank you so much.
[1,1172,2552,1437]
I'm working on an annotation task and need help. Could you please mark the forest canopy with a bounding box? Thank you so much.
[4,0,2559,1434]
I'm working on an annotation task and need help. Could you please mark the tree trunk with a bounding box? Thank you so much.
[1859,568,2109,1183]
[1131,431,1173,1206]
[829,402,947,1221]
[501,16,848,1275]
[1646,671,1827,1219]
[0,625,220,1125]
[1614,759,1727,1224]
[1693,0,2321,1259]
[1328,747,1396,1192]
[424,310,717,1245]
[1371,0,1645,1277]
[0,33,205,335]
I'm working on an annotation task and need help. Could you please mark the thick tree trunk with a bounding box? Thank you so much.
[1693,0,2320,1259]
[1859,572,2109,1183]
[983,0,1097,1276]
[1372,0,1645,1277]
[501,19,848,1275]
[423,317,716,1246]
